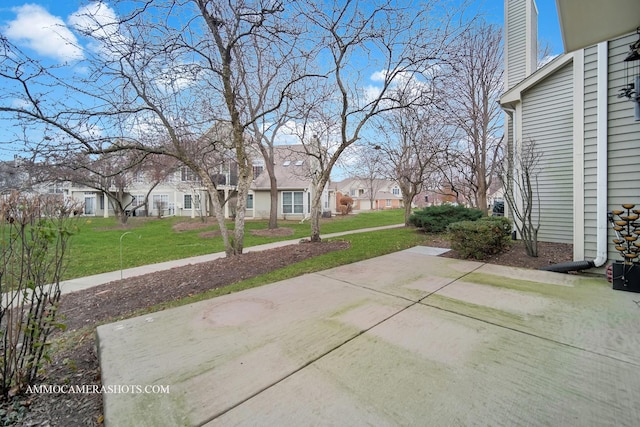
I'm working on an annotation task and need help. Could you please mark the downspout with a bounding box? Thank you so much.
[593,41,609,268]
[542,43,608,273]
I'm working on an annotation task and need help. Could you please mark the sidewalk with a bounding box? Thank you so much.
[58,223,405,295]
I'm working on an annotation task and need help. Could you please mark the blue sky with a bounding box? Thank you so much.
[0,0,565,63]
[0,0,565,162]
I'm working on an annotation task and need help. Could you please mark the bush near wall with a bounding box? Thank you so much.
[409,204,483,233]
[447,216,513,260]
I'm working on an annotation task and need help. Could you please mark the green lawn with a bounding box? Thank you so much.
[64,209,407,280]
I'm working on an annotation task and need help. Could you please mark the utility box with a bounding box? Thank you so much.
[612,261,640,293]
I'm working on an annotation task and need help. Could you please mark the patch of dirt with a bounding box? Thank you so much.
[172,217,218,232]
[250,227,294,237]
[198,230,221,239]
[6,233,573,426]
[426,236,574,269]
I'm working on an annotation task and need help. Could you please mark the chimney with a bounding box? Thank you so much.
[504,0,538,91]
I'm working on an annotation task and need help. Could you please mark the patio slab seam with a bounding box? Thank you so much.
[314,260,486,304]
[200,263,491,425]
[197,294,417,426]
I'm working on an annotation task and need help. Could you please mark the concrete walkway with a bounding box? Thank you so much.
[96,246,640,426]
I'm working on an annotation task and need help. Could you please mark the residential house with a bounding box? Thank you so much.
[331,177,404,211]
[0,158,30,194]
[500,0,640,268]
[250,145,329,220]
[12,143,328,221]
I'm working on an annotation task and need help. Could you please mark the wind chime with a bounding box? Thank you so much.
[618,27,640,121]
[609,204,640,292]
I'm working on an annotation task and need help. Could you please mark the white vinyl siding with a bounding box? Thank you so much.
[521,62,574,244]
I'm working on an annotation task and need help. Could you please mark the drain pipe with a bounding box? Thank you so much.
[541,43,608,273]
[593,41,609,268]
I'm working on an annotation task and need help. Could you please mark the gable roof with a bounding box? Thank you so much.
[251,145,312,190]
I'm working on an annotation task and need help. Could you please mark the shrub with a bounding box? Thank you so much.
[339,196,353,215]
[447,217,513,260]
[409,204,483,233]
[478,215,513,237]
[1,193,80,401]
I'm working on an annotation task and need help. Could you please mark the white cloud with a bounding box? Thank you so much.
[68,2,129,58]
[68,2,119,40]
[370,70,387,82]
[5,4,83,62]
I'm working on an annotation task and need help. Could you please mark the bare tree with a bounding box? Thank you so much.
[501,139,541,257]
[352,145,386,210]
[242,30,313,229]
[441,21,504,214]
[290,0,465,241]
[373,101,447,225]
[0,2,305,256]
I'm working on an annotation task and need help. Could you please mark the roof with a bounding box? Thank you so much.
[556,0,640,53]
[500,53,574,107]
[251,145,313,190]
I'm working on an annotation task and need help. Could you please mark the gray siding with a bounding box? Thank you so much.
[521,63,574,243]
[505,0,527,90]
[583,46,598,260]
[606,34,640,262]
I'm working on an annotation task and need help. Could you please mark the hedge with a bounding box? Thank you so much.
[447,217,513,260]
[409,204,483,233]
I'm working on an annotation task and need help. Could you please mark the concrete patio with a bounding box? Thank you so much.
[97,247,640,426]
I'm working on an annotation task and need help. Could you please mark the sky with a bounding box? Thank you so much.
[0,0,565,162]
[0,0,565,60]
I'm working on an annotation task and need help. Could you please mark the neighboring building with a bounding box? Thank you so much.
[500,0,640,267]
[331,177,404,211]
[51,144,326,221]
[0,158,30,194]
[250,145,329,220]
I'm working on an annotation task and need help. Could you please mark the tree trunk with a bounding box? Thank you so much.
[403,195,413,226]
[310,180,325,242]
[268,167,278,229]
[201,178,232,256]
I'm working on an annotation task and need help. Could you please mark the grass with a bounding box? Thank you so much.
[63,209,406,279]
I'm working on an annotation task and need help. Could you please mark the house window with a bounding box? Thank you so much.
[247,193,254,209]
[350,189,356,196]
[184,194,192,209]
[392,187,400,196]
[47,182,65,194]
[131,195,144,208]
[152,194,169,213]
[252,165,264,178]
[359,188,365,196]
[181,167,199,182]
[295,160,304,166]
[386,199,392,207]
[283,160,291,166]
[283,191,304,214]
